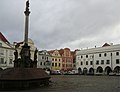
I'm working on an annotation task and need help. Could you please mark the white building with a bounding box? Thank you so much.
[0,32,14,69]
[37,50,52,70]
[76,43,120,75]
[0,32,38,70]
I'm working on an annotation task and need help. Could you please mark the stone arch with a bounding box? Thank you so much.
[114,66,120,73]
[78,67,82,74]
[83,67,88,75]
[96,66,103,73]
[0,68,3,72]
[89,68,94,75]
[0,68,3,71]
[104,66,112,75]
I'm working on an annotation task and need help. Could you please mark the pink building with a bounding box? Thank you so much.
[59,48,73,71]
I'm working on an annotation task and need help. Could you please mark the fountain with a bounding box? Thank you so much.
[0,0,50,90]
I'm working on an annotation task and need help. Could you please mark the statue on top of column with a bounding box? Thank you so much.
[26,0,29,8]
[24,0,30,16]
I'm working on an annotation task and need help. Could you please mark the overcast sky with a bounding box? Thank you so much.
[0,0,120,50]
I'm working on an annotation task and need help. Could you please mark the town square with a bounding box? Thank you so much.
[0,0,120,91]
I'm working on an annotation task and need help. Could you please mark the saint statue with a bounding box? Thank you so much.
[26,0,29,8]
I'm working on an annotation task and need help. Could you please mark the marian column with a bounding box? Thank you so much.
[24,0,30,45]
[19,0,31,68]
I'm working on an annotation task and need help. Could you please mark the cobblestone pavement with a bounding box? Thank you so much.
[7,75,120,92]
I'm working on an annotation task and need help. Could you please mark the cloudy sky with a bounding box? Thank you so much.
[0,0,120,50]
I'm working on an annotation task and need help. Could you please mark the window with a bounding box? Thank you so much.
[42,56,44,59]
[55,59,57,61]
[81,56,83,58]
[47,57,48,60]
[111,53,112,56]
[116,52,119,56]
[90,61,93,65]
[9,59,12,64]
[104,53,107,57]
[52,63,54,66]
[52,58,54,61]
[86,55,88,58]
[44,62,46,65]
[55,63,57,67]
[59,59,61,61]
[62,64,65,67]
[101,60,104,64]
[0,58,4,64]
[81,62,83,65]
[99,54,101,57]
[106,60,110,64]
[59,63,60,67]
[96,60,99,65]
[0,49,4,55]
[86,61,88,65]
[116,59,119,64]
[40,62,42,65]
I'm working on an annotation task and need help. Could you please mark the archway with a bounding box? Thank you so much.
[0,68,3,72]
[114,66,120,73]
[89,68,94,75]
[83,67,88,75]
[104,66,112,75]
[96,66,103,73]
[78,67,82,74]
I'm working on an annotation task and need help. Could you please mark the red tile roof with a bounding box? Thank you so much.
[59,49,64,55]
[0,32,9,43]
[48,50,55,54]
[64,48,70,50]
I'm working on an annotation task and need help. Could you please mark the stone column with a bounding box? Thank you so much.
[24,0,30,44]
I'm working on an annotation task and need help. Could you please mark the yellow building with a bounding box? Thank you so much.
[49,49,62,71]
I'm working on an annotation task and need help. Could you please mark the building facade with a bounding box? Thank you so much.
[59,48,73,72]
[37,50,52,70]
[0,32,14,69]
[76,43,120,75]
[13,38,38,61]
[49,49,62,71]
[0,32,38,70]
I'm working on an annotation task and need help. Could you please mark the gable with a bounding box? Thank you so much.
[0,40,13,49]
[0,32,9,44]
[52,50,61,57]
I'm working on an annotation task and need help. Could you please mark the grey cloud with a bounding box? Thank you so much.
[0,0,120,50]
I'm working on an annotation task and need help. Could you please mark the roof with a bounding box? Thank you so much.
[64,48,70,50]
[48,50,55,54]
[59,49,64,55]
[102,43,110,47]
[0,32,9,43]
[76,44,120,55]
